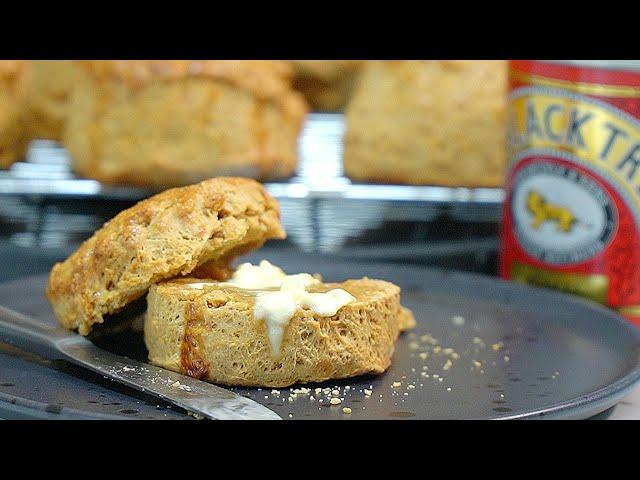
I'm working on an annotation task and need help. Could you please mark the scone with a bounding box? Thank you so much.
[46,177,285,335]
[0,60,28,168]
[63,60,308,187]
[343,60,507,186]
[23,60,84,142]
[291,60,363,111]
[145,273,415,387]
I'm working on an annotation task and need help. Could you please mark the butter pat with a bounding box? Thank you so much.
[184,260,356,355]
[246,262,355,355]
[226,260,288,289]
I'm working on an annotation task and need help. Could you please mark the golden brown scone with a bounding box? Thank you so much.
[145,277,414,387]
[291,60,363,111]
[46,177,285,335]
[343,60,507,187]
[0,60,28,168]
[22,60,85,141]
[63,60,308,187]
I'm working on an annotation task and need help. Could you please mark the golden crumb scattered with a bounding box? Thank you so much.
[392,381,402,388]
[364,389,373,396]
[330,398,342,405]
[419,352,428,360]
[492,342,504,351]
[342,407,352,414]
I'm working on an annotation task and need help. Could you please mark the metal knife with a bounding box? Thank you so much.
[0,305,280,420]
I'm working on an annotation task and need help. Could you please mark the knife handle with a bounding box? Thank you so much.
[0,305,70,359]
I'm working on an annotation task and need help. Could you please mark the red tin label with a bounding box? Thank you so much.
[500,60,640,325]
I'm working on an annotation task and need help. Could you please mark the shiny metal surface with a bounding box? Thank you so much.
[0,305,279,420]
[0,114,504,205]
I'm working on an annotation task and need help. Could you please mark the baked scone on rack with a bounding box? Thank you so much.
[46,176,414,387]
[145,264,414,388]
[23,60,84,142]
[0,60,28,169]
[343,60,507,187]
[63,60,308,187]
[291,60,363,111]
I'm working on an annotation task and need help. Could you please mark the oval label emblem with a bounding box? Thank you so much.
[511,161,617,264]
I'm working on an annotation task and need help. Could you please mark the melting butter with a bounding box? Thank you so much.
[184,260,355,355]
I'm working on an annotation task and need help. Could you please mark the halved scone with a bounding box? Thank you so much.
[145,276,415,387]
[46,177,285,335]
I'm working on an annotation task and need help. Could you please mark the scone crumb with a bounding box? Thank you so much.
[330,398,342,405]
[342,407,352,414]
[451,315,466,326]
[364,389,372,396]
[392,382,401,388]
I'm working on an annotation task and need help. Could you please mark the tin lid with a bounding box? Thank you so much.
[540,60,640,72]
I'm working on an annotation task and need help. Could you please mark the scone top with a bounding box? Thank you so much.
[46,177,285,335]
[76,60,307,118]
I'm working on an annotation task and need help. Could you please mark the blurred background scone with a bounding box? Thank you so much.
[343,60,507,186]
[23,60,83,142]
[0,60,28,169]
[291,60,363,111]
[63,60,308,187]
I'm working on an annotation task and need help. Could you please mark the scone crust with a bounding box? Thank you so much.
[64,60,308,186]
[22,60,84,141]
[292,60,363,111]
[0,60,28,168]
[344,60,507,186]
[145,277,414,387]
[46,177,285,335]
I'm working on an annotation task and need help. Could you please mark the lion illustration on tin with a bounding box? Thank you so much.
[526,191,577,233]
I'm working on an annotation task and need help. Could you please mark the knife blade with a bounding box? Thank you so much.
[0,305,280,420]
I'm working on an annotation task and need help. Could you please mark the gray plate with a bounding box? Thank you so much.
[1,252,639,419]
